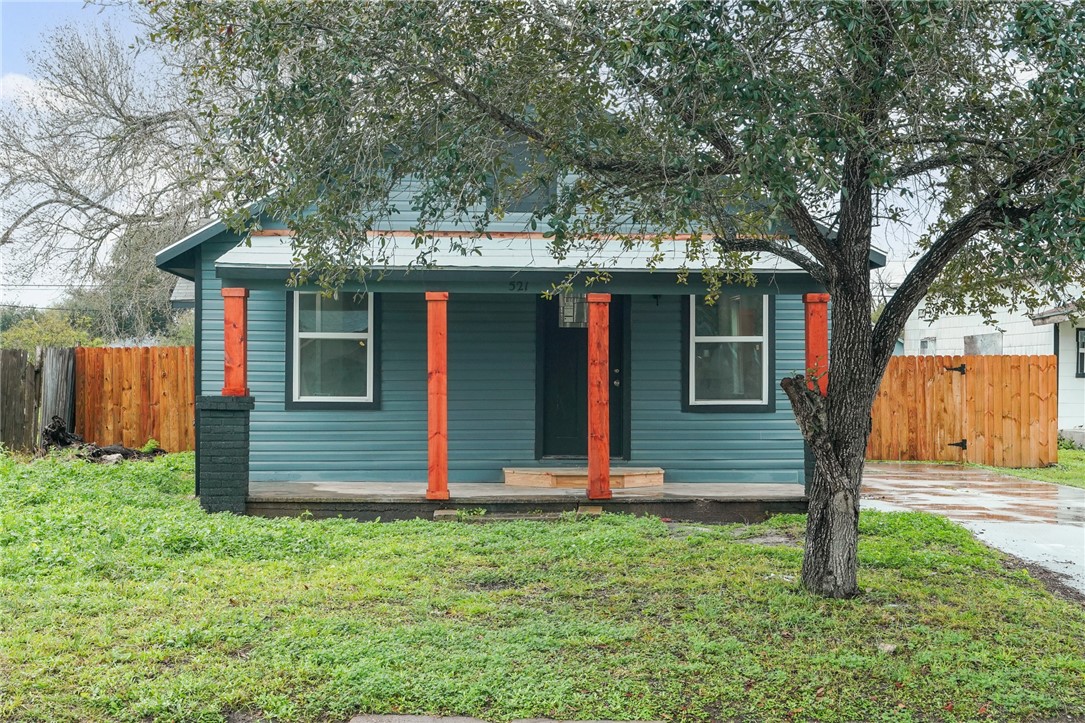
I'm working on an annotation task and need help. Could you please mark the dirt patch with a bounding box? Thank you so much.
[666,522,801,547]
[734,533,800,547]
[1000,552,1085,607]
[226,713,265,723]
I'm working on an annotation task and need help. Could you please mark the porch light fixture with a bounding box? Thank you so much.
[559,293,589,328]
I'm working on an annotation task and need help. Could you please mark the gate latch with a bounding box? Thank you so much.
[948,439,968,450]
[945,363,967,375]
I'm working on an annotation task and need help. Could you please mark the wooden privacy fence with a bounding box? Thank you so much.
[75,346,196,452]
[868,354,1058,468]
[0,348,75,452]
[0,349,43,451]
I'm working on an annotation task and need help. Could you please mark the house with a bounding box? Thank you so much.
[155,207,886,520]
[899,292,1084,433]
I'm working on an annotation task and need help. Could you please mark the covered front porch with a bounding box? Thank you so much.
[204,281,828,521]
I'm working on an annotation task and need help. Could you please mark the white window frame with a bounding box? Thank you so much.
[1076,328,1085,378]
[688,294,770,406]
[292,291,375,403]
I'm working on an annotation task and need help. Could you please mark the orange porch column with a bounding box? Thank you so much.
[426,291,450,500]
[221,288,249,396]
[803,293,830,396]
[586,293,612,500]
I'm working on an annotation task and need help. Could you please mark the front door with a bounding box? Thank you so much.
[538,295,627,458]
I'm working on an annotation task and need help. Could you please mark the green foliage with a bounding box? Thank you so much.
[140,438,162,454]
[161,309,195,346]
[0,309,100,351]
[1,453,1084,721]
[1058,434,1082,452]
[147,0,1085,313]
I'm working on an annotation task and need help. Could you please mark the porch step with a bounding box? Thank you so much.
[502,467,664,489]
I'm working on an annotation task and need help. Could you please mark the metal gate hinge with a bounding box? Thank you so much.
[945,363,967,375]
[948,439,968,450]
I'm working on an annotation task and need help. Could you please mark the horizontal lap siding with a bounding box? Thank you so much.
[447,295,537,481]
[250,293,428,481]
[629,295,805,483]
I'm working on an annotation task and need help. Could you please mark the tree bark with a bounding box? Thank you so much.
[783,259,874,599]
[802,466,860,597]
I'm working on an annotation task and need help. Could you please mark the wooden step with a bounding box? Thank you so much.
[502,467,664,489]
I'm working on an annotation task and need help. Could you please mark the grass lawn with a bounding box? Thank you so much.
[981,448,1085,490]
[1,454,1084,723]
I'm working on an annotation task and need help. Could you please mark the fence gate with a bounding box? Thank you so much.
[868,354,1058,468]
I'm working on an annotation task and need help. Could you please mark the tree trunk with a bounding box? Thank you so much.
[801,464,860,597]
[783,261,874,599]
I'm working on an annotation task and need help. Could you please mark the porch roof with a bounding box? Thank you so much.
[215,233,879,276]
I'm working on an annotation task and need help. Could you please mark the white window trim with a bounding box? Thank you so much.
[689,294,770,406]
[292,291,374,403]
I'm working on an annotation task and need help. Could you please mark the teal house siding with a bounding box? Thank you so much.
[191,234,810,486]
[628,295,805,483]
[447,294,538,482]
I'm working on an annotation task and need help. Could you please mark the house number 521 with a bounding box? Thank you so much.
[508,281,529,292]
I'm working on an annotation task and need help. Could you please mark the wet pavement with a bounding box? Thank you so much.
[862,463,1085,593]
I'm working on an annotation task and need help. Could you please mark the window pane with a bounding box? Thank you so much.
[299,293,369,333]
[298,338,369,398]
[695,295,763,336]
[694,341,764,401]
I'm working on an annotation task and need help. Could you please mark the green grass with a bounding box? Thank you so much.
[2,454,1084,723]
[981,448,1085,490]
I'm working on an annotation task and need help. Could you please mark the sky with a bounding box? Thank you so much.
[1,0,140,310]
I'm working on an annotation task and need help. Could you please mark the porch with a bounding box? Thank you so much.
[246,480,808,522]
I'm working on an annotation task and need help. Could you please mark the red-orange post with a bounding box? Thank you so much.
[426,291,450,500]
[586,293,612,500]
[803,292,830,396]
[221,287,250,396]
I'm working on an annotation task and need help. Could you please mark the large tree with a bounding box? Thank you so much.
[0,18,230,344]
[151,0,1084,597]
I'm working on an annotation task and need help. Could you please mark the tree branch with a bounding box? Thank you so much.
[871,153,1067,382]
[716,237,829,283]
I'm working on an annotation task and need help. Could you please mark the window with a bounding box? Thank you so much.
[291,292,375,405]
[687,294,770,409]
[1077,329,1085,378]
[919,337,937,355]
[964,332,1003,355]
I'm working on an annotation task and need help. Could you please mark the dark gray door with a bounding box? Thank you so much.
[538,296,626,457]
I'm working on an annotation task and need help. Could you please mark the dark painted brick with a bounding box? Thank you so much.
[195,395,251,515]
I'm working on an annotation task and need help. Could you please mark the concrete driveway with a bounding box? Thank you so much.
[861,463,1085,594]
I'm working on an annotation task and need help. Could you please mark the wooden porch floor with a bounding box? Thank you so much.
[246,482,807,523]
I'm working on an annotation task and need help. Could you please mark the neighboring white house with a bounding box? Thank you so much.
[872,261,1084,431]
[900,296,1085,433]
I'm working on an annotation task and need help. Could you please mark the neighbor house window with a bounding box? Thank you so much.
[292,292,374,403]
[1077,329,1085,378]
[920,337,937,355]
[964,332,1003,355]
[688,294,769,407]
